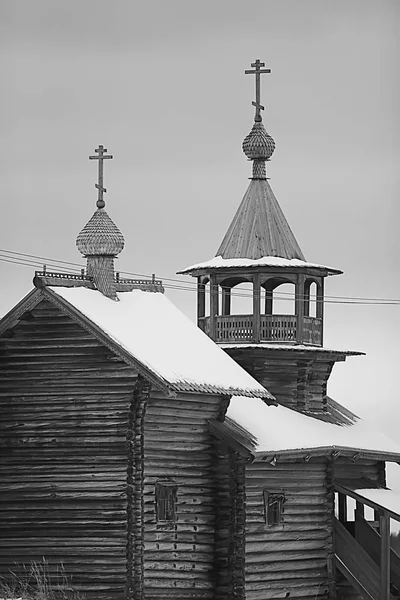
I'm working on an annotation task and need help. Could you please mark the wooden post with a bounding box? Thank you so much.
[197,278,206,328]
[338,492,347,524]
[355,501,365,518]
[317,278,324,346]
[222,287,231,316]
[295,274,305,344]
[253,274,261,343]
[303,281,310,317]
[379,511,390,600]
[209,274,218,341]
[265,288,273,315]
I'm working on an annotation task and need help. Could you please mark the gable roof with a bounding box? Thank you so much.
[216,178,305,261]
[0,287,272,400]
[210,396,400,462]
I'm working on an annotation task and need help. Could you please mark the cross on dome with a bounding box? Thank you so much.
[245,59,271,122]
[89,145,113,209]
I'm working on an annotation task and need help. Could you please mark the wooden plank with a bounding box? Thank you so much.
[379,513,390,600]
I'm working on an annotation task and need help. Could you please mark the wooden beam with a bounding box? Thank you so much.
[252,274,261,343]
[338,492,347,524]
[209,274,218,341]
[379,512,390,600]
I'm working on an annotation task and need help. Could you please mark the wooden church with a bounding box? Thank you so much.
[1,60,400,600]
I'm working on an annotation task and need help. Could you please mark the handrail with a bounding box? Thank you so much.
[334,517,380,600]
[335,483,400,523]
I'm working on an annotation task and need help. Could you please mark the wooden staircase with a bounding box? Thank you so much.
[334,516,400,599]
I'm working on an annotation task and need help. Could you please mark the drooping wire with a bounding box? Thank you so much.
[1,248,400,306]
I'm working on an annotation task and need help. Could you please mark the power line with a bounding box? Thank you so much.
[1,249,400,306]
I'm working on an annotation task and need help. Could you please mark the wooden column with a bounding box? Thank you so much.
[295,274,305,344]
[222,287,231,316]
[317,278,324,346]
[252,274,261,342]
[380,511,390,600]
[338,492,347,524]
[209,274,218,341]
[303,281,310,317]
[265,288,273,315]
[197,278,206,329]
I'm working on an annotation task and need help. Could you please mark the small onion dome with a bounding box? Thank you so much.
[242,119,275,161]
[76,208,125,256]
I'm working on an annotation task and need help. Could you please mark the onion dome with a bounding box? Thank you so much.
[242,118,275,161]
[76,208,125,256]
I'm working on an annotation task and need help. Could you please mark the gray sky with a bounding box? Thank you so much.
[1,1,399,488]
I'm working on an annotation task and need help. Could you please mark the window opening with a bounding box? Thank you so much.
[156,481,177,522]
[263,490,285,526]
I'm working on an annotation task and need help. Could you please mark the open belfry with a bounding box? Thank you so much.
[1,60,400,600]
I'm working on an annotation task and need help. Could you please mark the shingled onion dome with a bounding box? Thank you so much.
[76,208,125,300]
[242,115,275,179]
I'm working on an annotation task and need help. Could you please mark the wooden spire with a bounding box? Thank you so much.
[216,179,306,261]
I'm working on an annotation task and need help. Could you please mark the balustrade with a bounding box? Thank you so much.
[200,314,322,345]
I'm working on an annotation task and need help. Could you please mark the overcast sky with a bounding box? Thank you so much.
[1,0,399,491]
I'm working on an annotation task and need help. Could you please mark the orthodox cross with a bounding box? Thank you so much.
[89,145,113,208]
[245,59,271,120]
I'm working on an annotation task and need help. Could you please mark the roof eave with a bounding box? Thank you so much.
[252,446,400,463]
[177,264,343,277]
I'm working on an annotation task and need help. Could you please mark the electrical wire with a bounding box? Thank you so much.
[1,249,399,306]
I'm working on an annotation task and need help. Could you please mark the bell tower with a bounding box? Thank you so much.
[179,60,359,415]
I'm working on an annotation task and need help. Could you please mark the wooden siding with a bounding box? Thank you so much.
[225,347,336,412]
[245,459,333,599]
[141,390,224,599]
[213,441,246,600]
[0,299,138,599]
[334,458,384,485]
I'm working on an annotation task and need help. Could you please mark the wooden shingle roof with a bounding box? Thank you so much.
[216,178,305,261]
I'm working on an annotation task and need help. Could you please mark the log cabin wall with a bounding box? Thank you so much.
[0,299,139,600]
[333,457,385,486]
[213,441,246,600]
[141,389,226,599]
[224,347,336,412]
[245,458,333,600]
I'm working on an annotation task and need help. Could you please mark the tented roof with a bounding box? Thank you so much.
[216,179,305,261]
[47,287,271,399]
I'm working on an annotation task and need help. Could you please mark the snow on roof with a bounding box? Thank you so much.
[352,488,400,519]
[178,255,342,275]
[49,287,271,399]
[221,343,363,356]
[224,396,400,457]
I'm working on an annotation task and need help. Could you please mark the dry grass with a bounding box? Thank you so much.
[0,560,84,600]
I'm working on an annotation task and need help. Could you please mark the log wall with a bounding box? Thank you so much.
[0,299,138,599]
[213,441,246,600]
[245,458,333,600]
[141,390,225,599]
[225,347,337,412]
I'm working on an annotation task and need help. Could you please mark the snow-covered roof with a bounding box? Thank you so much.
[215,396,400,460]
[48,287,271,399]
[178,255,342,275]
[353,488,400,519]
[221,343,363,356]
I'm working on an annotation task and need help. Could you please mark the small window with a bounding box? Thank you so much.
[263,490,285,526]
[156,482,177,522]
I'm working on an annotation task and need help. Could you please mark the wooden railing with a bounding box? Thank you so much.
[200,314,322,345]
[304,316,322,345]
[335,517,380,600]
[335,484,400,600]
